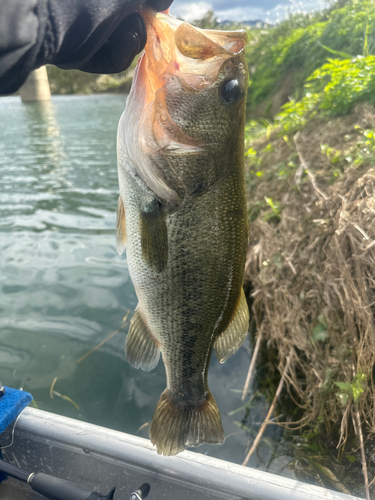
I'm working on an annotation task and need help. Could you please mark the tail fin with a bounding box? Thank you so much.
[149,389,224,456]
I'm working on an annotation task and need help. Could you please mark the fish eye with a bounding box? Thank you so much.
[220,79,242,105]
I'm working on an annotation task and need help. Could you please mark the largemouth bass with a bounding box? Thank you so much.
[116,8,249,456]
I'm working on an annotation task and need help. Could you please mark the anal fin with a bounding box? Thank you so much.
[214,287,249,363]
[125,310,160,372]
[116,196,126,255]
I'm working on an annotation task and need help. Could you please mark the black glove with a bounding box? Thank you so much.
[0,0,173,95]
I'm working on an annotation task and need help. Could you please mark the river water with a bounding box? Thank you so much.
[0,94,286,472]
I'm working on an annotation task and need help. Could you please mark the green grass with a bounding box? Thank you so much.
[244,0,375,116]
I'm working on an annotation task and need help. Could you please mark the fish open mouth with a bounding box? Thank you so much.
[137,8,248,108]
[119,9,248,203]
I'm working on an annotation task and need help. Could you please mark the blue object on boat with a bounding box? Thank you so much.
[0,386,33,435]
[0,386,32,483]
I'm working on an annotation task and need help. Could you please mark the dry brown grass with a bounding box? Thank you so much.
[244,104,375,459]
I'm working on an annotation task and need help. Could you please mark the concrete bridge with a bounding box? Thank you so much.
[19,66,51,102]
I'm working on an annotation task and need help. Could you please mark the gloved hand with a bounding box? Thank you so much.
[47,0,173,73]
[0,0,173,94]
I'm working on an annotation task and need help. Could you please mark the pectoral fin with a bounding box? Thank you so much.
[215,288,249,363]
[125,309,160,372]
[116,196,126,255]
[140,201,168,273]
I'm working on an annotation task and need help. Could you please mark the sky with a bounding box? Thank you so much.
[170,0,327,23]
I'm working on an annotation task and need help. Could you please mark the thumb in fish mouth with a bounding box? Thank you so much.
[139,7,247,86]
[145,0,173,11]
[75,13,145,74]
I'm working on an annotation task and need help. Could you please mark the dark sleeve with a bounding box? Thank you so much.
[0,0,172,95]
[0,0,44,94]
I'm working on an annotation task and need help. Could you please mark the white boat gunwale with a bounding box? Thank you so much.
[0,408,364,500]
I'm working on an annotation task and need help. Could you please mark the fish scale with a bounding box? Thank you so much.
[116,8,249,455]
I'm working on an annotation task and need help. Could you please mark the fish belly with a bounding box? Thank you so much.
[127,172,245,380]
[120,156,247,454]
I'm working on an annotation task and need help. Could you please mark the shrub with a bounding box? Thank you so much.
[245,0,375,115]
[275,56,375,132]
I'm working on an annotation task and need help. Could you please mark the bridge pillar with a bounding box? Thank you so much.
[20,66,51,102]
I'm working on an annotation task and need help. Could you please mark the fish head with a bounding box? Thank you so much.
[119,9,248,202]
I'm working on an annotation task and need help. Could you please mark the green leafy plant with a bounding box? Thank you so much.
[319,16,375,59]
[274,55,375,133]
[321,144,342,164]
[245,1,375,115]
[311,315,329,344]
[264,197,282,222]
[334,373,367,406]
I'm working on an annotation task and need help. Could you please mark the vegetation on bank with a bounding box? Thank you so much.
[46,64,134,95]
[239,0,375,496]
[244,0,375,117]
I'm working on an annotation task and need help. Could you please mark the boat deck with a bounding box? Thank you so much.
[0,408,364,500]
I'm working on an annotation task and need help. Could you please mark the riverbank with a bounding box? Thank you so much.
[46,65,135,95]
[240,0,375,496]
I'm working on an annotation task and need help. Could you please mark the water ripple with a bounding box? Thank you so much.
[0,94,255,466]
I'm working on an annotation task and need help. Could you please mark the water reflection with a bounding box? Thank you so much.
[0,95,267,468]
[24,100,66,174]
[24,100,60,136]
